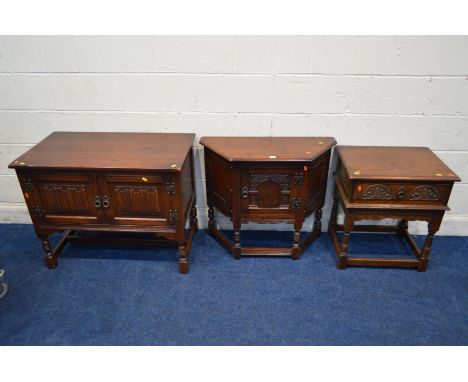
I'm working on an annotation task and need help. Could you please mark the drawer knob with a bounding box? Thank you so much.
[397,187,406,199]
[241,187,249,198]
[93,195,101,208]
[102,195,110,208]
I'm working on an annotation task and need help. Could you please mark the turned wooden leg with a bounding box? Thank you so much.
[190,205,198,233]
[338,213,353,269]
[328,186,339,233]
[314,207,323,233]
[398,219,408,238]
[292,230,301,260]
[232,224,242,259]
[417,222,438,272]
[208,206,215,230]
[178,243,189,274]
[42,238,57,269]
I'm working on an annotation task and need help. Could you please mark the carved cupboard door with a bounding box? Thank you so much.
[97,174,173,227]
[26,172,104,225]
[240,167,300,219]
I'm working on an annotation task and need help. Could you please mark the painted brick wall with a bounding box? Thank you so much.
[0,36,467,235]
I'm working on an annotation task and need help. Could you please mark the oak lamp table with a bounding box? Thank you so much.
[328,146,460,271]
[200,137,336,259]
[9,132,198,274]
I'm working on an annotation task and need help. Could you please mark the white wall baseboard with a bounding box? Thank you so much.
[1,203,467,236]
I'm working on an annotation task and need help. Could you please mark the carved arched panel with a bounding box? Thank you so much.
[248,173,291,209]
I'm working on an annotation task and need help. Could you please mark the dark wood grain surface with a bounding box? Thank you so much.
[337,146,460,181]
[200,136,336,162]
[9,132,195,172]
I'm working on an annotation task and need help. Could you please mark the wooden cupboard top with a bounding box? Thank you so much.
[9,132,195,172]
[199,136,336,162]
[337,146,461,182]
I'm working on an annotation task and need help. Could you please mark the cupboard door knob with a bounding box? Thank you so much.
[102,195,110,208]
[241,187,249,198]
[93,195,101,208]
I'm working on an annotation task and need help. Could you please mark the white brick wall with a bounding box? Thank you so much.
[0,36,467,235]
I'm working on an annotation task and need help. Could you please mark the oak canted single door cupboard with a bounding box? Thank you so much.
[200,136,336,259]
[9,132,198,274]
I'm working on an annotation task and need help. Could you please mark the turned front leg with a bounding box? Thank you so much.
[178,243,188,274]
[328,185,339,233]
[190,204,198,232]
[398,219,408,237]
[314,207,323,233]
[41,238,57,269]
[417,221,438,272]
[208,206,215,230]
[338,213,354,269]
[292,229,301,260]
[233,223,241,259]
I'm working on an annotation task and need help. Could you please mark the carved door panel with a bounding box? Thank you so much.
[27,172,103,225]
[97,175,173,226]
[241,167,299,217]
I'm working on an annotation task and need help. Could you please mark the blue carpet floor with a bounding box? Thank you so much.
[0,224,467,345]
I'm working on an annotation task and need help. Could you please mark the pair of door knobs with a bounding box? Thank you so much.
[93,195,110,208]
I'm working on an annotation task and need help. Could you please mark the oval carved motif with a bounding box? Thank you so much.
[359,184,392,200]
[408,185,440,201]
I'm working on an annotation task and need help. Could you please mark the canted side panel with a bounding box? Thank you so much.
[205,149,232,215]
[351,182,452,206]
[179,150,195,220]
[305,153,331,215]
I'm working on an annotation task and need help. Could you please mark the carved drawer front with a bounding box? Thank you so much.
[97,175,173,226]
[241,167,299,217]
[27,173,102,225]
[353,183,450,205]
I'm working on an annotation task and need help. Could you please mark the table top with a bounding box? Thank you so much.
[337,146,460,182]
[199,136,336,162]
[9,132,195,172]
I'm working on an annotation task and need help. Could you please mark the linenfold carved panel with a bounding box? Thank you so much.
[38,182,90,213]
[112,184,162,215]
